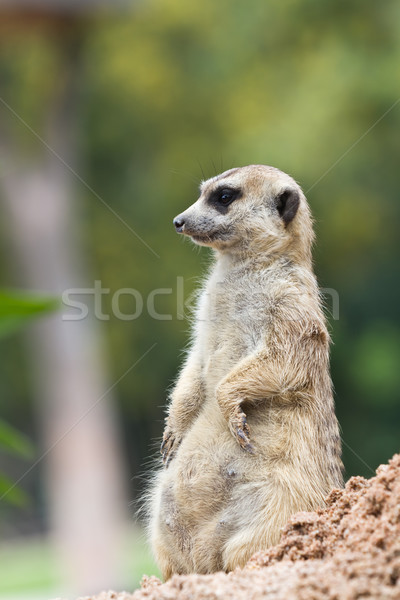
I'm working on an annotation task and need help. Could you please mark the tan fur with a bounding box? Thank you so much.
[148,165,343,579]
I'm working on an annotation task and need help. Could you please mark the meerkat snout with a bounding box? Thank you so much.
[173,215,185,233]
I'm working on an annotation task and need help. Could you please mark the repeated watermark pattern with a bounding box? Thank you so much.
[62,277,340,322]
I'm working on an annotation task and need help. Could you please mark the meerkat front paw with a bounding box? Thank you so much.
[160,423,182,466]
[228,406,254,453]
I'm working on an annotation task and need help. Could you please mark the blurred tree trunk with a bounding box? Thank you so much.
[0,33,129,595]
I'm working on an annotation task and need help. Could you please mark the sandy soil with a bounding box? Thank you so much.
[78,453,400,600]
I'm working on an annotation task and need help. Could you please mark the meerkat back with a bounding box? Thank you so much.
[148,165,343,580]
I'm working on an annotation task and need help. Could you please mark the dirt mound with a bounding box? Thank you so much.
[81,454,400,600]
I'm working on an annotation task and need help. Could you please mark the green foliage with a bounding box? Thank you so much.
[0,473,29,508]
[350,323,400,408]
[0,419,34,460]
[0,291,57,506]
[0,292,59,339]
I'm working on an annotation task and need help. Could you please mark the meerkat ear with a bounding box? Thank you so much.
[275,189,300,225]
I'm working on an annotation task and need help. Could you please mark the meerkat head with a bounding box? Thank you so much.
[173,165,314,263]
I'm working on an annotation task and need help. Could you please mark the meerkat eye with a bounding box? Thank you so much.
[218,189,235,205]
[207,186,241,212]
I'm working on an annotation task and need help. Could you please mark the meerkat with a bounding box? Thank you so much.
[148,165,343,580]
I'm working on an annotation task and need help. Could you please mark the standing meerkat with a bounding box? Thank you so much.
[148,165,343,579]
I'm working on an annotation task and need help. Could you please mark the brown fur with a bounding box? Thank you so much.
[148,165,343,579]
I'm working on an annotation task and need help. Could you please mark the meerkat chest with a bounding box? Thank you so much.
[196,268,269,387]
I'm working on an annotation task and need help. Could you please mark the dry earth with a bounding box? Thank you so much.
[77,454,400,600]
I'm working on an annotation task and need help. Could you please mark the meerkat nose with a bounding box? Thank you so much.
[173,216,185,233]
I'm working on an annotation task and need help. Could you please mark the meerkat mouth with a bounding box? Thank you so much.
[189,230,232,246]
[191,233,217,245]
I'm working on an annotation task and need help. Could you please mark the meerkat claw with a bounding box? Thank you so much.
[160,432,171,454]
[161,428,182,466]
[236,426,254,453]
[164,450,175,467]
[162,445,173,466]
[228,407,253,450]
[160,431,173,461]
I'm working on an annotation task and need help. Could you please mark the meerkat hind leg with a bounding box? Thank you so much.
[152,535,174,581]
[222,516,283,572]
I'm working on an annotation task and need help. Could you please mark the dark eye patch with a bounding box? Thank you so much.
[206,186,242,214]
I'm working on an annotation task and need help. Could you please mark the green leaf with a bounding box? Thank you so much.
[0,474,29,508]
[0,291,59,339]
[0,419,34,459]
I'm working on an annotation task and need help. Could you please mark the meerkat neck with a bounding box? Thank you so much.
[215,246,312,272]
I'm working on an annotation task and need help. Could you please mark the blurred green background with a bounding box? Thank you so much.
[0,0,399,597]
